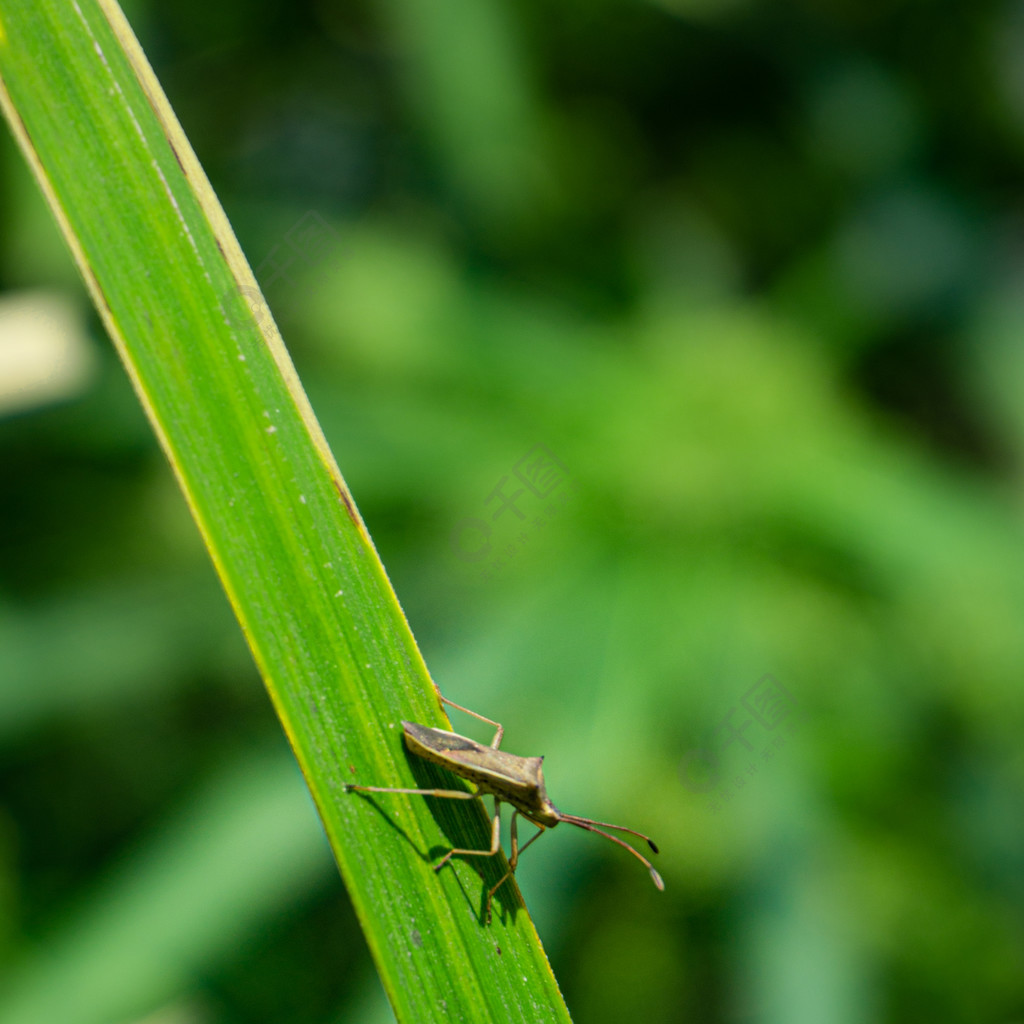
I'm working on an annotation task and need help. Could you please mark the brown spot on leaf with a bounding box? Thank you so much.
[167,139,186,175]
[333,477,359,524]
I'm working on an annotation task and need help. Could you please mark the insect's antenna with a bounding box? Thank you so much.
[558,813,660,853]
[558,813,665,890]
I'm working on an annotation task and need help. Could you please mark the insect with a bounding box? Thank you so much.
[345,696,664,922]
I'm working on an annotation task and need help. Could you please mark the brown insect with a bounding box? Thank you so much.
[346,697,664,921]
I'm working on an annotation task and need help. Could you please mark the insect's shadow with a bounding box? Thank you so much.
[349,749,522,926]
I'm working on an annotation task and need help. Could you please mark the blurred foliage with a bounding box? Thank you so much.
[2,0,1024,1022]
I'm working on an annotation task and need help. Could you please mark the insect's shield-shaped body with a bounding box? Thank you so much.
[402,722,561,827]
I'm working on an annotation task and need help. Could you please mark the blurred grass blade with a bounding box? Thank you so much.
[0,751,333,1024]
[0,2,572,1021]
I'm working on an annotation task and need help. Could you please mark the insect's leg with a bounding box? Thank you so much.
[509,809,520,871]
[439,696,504,749]
[512,822,546,861]
[345,785,477,800]
[484,810,517,923]
[486,814,547,923]
[434,798,502,873]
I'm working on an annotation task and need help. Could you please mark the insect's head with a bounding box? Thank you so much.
[552,809,664,890]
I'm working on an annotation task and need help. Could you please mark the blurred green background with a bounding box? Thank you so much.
[3,0,1024,1021]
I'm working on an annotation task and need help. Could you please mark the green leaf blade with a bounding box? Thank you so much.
[0,2,572,1020]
